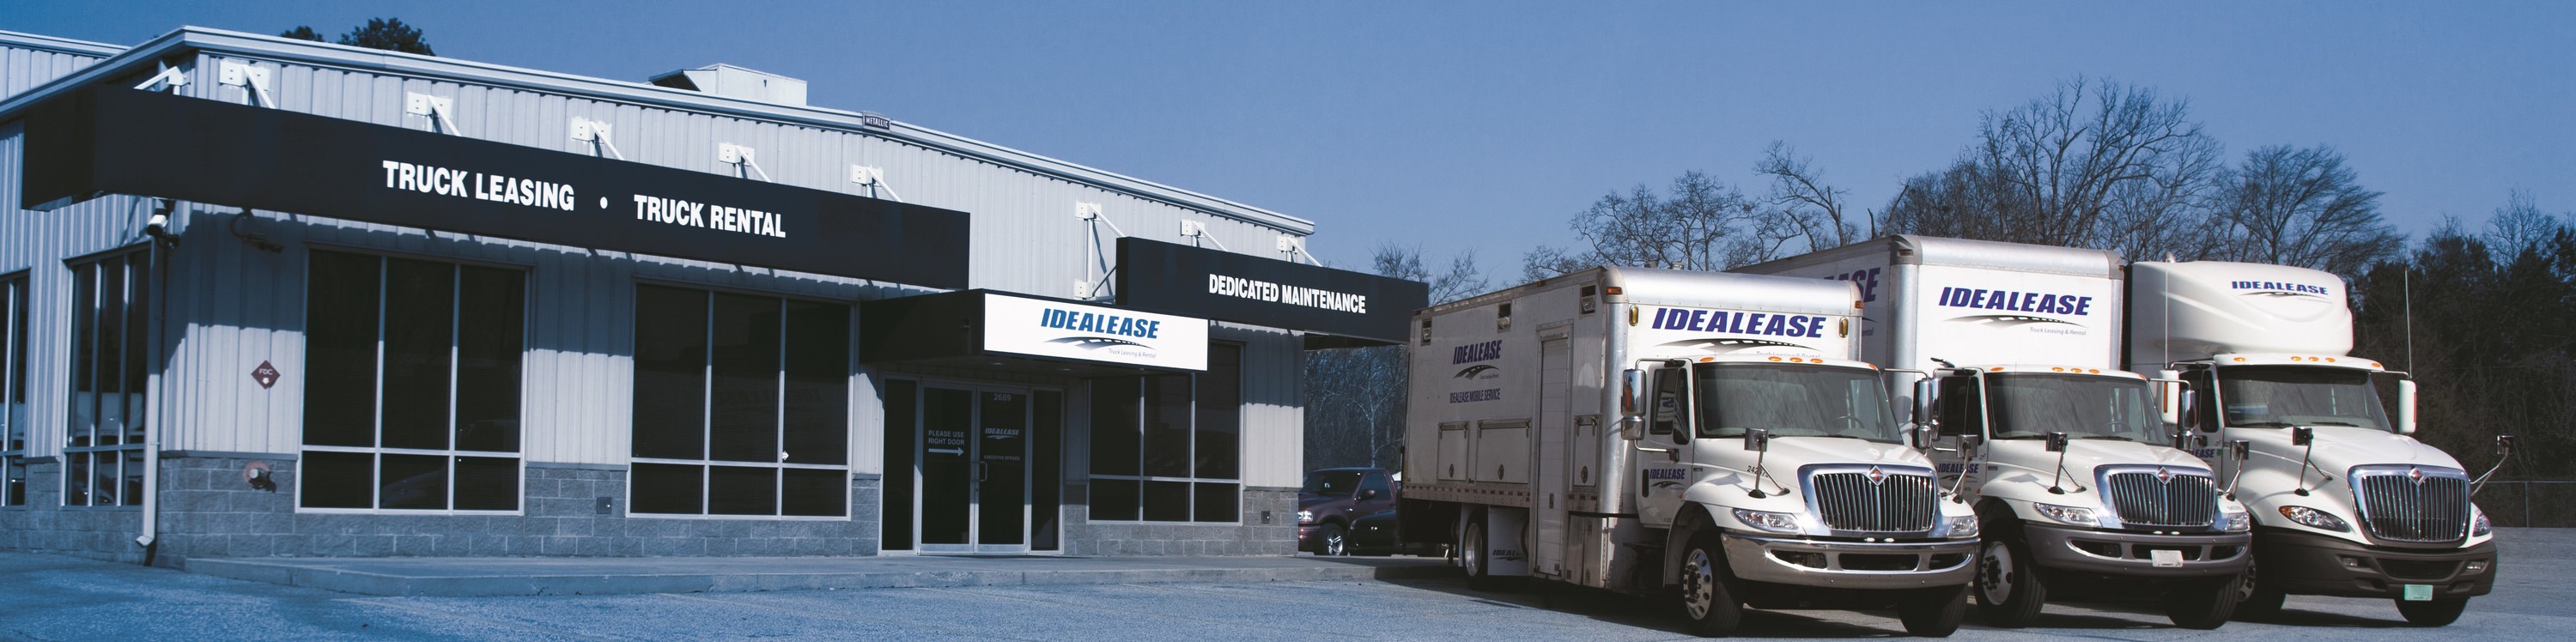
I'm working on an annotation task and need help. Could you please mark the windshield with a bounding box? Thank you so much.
[2217,366,2392,431]
[1302,470,1364,496]
[1694,364,1899,443]
[1985,373,2162,442]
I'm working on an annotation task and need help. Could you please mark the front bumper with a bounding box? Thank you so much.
[1296,524,1322,551]
[2022,524,2250,577]
[2255,529,2497,598]
[1720,532,1978,590]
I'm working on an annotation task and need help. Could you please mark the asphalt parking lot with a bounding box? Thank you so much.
[3,529,2567,640]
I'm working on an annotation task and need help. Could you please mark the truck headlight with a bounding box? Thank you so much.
[2472,507,2491,536]
[2277,506,2350,532]
[1297,510,1314,524]
[1940,514,1980,538]
[1732,508,1802,534]
[2220,509,2251,533]
[2033,503,2097,526]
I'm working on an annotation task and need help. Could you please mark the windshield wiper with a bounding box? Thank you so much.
[2231,421,2298,428]
[2073,435,2132,441]
[2306,421,2365,427]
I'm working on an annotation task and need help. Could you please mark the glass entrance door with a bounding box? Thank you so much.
[916,385,1035,554]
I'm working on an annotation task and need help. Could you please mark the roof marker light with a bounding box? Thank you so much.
[1768,356,1783,361]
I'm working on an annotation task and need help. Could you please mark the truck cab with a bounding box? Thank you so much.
[1626,353,1983,635]
[1911,364,2252,629]
[2130,260,2500,627]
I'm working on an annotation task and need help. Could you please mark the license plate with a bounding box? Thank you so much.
[2403,584,2433,601]
[2150,548,2184,567]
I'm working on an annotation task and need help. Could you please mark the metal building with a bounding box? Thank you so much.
[0,27,1423,564]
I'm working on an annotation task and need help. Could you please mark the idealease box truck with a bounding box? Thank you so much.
[1738,235,2252,630]
[1400,266,1980,637]
[2128,260,2501,626]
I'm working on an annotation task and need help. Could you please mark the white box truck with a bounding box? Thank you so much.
[2128,260,2501,626]
[1398,266,1981,638]
[1737,235,2253,629]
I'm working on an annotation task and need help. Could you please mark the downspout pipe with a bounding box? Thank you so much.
[135,198,177,564]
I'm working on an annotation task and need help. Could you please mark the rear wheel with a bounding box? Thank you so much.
[1461,518,1500,591]
[1974,535,2048,627]
[1677,532,1743,637]
[2232,556,2286,620]
[2164,573,2243,629]
[1317,523,1348,556]
[2395,597,2469,627]
[1899,584,1969,637]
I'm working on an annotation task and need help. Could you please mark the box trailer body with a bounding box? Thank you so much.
[1399,266,1978,636]
[2127,260,2496,625]
[1737,236,2252,629]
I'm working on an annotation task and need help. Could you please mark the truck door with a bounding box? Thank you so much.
[1632,365,1692,527]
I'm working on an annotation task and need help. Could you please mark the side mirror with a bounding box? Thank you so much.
[1619,416,1643,441]
[1620,368,1646,419]
[1743,427,1771,452]
[2396,379,2417,435]
[1959,433,1984,454]
[2045,432,2069,452]
[2153,378,2186,428]
[1358,488,1379,500]
[1911,378,1939,427]
[2292,426,2314,446]
[2495,434,2516,457]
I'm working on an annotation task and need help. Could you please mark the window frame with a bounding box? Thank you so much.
[624,281,855,520]
[2,270,29,508]
[1085,341,1244,524]
[294,249,531,516]
[61,247,152,509]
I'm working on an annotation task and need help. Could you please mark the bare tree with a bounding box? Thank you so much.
[1303,245,1485,470]
[2486,189,2567,257]
[1526,170,1789,278]
[1882,77,2222,261]
[1757,141,1860,250]
[2207,144,2401,278]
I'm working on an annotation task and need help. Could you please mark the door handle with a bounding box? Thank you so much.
[977,461,990,483]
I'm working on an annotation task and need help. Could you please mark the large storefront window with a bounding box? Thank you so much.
[300,251,526,512]
[3,272,28,506]
[629,284,850,517]
[64,249,149,507]
[1089,342,1241,523]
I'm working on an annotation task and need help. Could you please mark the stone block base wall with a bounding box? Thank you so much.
[1060,486,1297,556]
[8,454,887,567]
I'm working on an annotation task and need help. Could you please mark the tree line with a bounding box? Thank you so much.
[1306,76,2572,483]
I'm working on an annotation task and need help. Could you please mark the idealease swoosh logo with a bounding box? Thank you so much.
[1455,364,1499,379]
[1048,336,1153,354]
[1950,314,2082,328]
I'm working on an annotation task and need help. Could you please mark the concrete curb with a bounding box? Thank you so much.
[185,556,1457,597]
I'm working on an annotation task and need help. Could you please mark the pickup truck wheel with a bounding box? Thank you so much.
[1974,535,2047,627]
[2233,556,2286,620]
[1678,532,1743,637]
[2394,597,2469,627]
[1318,523,1348,556]
[1899,584,1968,637]
[2163,573,2243,630]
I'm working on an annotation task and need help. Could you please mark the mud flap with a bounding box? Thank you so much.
[1484,506,1533,578]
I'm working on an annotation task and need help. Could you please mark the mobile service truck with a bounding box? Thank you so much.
[1398,266,1982,638]
[1736,235,2252,629]
[2127,260,2503,626]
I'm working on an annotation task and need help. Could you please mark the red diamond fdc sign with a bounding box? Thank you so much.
[252,360,281,389]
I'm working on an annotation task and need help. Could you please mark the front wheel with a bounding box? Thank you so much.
[2164,573,2243,629]
[1974,536,2048,627]
[1677,532,1743,637]
[2395,597,2469,627]
[1899,584,1969,637]
[2232,556,2287,620]
[1316,523,1348,556]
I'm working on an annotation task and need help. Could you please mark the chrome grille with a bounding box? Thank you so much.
[2355,470,2471,543]
[1810,470,1937,533]
[2104,470,2218,528]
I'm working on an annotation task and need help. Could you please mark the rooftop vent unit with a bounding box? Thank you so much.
[649,64,808,106]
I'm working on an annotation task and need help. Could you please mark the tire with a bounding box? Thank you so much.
[1899,584,1969,637]
[1973,535,2048,628]
[2164,573,2243,630]
[2394,597,2469,627]
[2232,556,2286,620]
[1677,531,1744,637]
[1462,518,1501,591]
[1317,523,1348,556]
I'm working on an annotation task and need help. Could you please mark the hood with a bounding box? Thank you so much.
[2235,425,2467,475]
[1989,438,2212,482]
[1705,436,1936,474]
[1298,494,1344,510]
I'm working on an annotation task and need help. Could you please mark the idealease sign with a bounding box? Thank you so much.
[23,88,968,288]
[1116,238,1426,346]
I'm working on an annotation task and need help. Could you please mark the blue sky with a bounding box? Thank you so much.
[10,1,2571,271]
